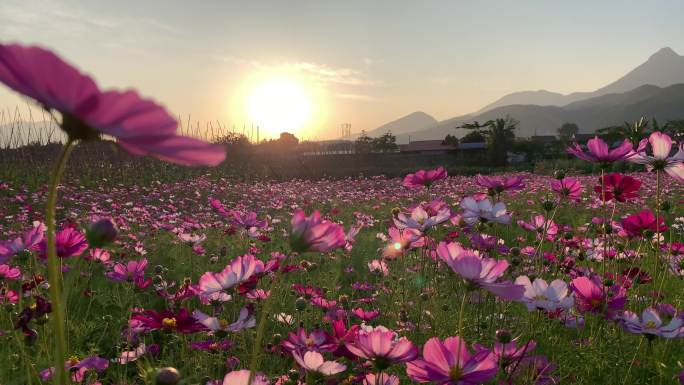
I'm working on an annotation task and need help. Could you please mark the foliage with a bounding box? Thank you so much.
[460,116,518,166]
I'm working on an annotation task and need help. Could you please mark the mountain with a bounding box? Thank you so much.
[395,83,684,143]
[362,111,437,137]
[478,47,684,112]
[477,90,588,112]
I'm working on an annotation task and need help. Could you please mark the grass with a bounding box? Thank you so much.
[0,164,683,384]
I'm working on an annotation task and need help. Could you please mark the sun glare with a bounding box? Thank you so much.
[246,77,313,137]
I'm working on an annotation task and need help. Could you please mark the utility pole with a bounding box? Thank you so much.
[342,123,351,153]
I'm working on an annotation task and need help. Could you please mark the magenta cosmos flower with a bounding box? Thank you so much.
[289,210,346,253]
[475,174,525,194]
[132,308,205,334]
[403,166,447,188]
[406,336,498,385]
[570,276,627,317]
[551,177,583,202]
[621,210,668,238]
[629,131,684,182]
[0,43,225,166]
[38,227,88,259]
[594,173,641,202]
[567,136,634,164]
[345,325,418,369]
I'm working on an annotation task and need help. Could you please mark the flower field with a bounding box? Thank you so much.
[1,43,684,385]
[1,166,684,384]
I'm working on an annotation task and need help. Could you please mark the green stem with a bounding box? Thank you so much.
[45,138,76,385]
[248,259,287,383]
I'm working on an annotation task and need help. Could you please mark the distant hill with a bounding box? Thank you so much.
[395,83,684,143]
[362,111,437,138]
[478,47,684,112]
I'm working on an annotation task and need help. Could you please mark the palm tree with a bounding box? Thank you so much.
[460,116,518,166]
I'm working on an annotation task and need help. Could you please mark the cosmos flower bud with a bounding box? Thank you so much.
[391,207,401,217]
[510,247,521,256]
[86,218,117,248]
[553,170,566,180]
[660,201,671,212]
[542,200,555,212]
[155,367,181,385]
[24,329,38,345]
[496,329,512,344]
[295,297,307,311]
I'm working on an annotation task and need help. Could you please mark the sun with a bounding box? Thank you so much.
[246,77,313,137]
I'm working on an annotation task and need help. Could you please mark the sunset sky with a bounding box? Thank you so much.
[1,0,684,139]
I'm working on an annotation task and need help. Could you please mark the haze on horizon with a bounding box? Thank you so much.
[1,0,683,140]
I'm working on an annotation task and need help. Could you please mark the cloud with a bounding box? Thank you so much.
[213,54,379,88]
[335,93,382,102]
[0,0,174,46]
[254,61,379,87]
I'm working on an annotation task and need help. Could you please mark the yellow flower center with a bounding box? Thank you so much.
[162,317,177,329]
[449,365,463,380]
[645,320,657,329]
[219,319,229,329]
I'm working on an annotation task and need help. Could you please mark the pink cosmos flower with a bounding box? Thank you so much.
[567,136,634,163]
[551,177,583,202]
[621,210,668,238]
[518,215,558,240]
[40,356,109,383]
[438,242,524,300]
[368,259,389,276]
[193,306,256,332]
[38,227,88,259]
[515,276,574,312]
[460,197,511,226]
[85,248,111,264]
[281,328,336,353]
[292,351,347,376]
[232,211,268,229]
[382,227,424,258]
[629,131,684,182]
[345,325,418,369]
[198,254,265,297]
[619,307,683,338]
[594,173,641,202]
[0,264,21,280]
[570,276,627,317]
[363,373,400,385]
[394,205,451,232]
[352,308,381,321]
[406,336,498,384]
[0,288,19,304]
[221,370,269,385]
[403,167,447,189]
[289,210,346,253]
[475,174,525,193]
[0,43,225,166]
[106,258,148,283]
[0,221,45,262]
